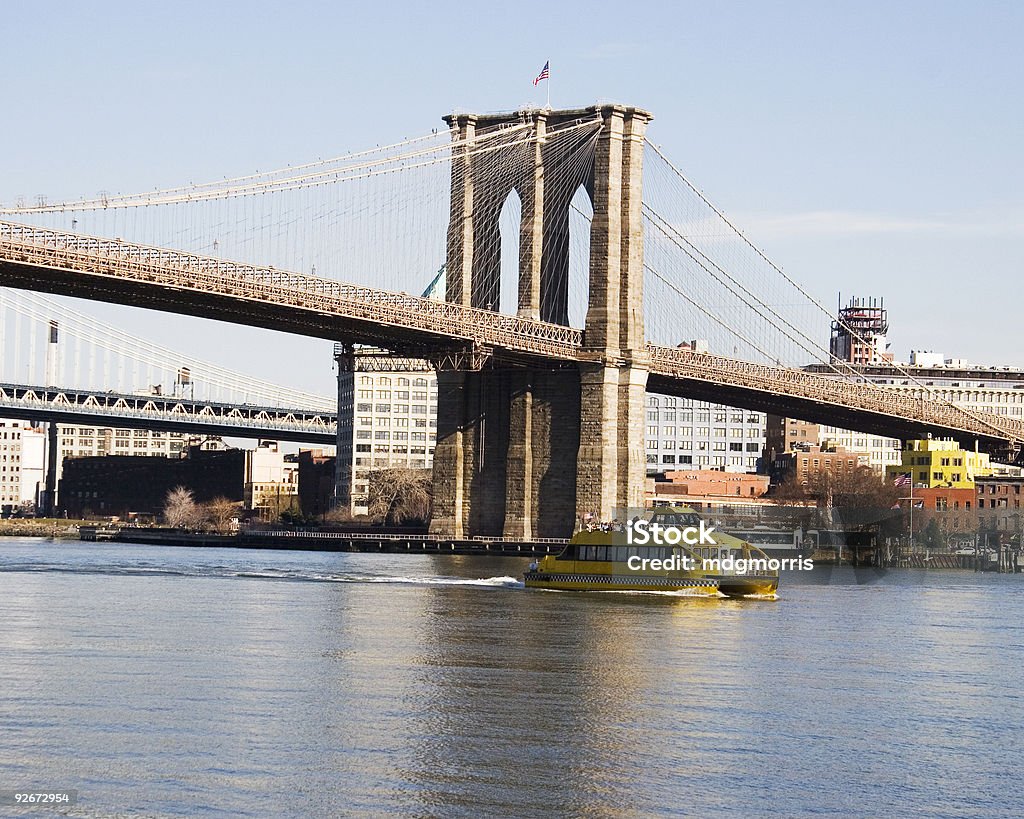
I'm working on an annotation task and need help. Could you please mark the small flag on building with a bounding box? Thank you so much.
[894,472,911,488]
[533,60,550,86]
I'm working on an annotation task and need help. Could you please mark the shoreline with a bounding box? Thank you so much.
[1,527,1017,571]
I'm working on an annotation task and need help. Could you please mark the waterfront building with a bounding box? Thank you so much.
[885,438,992,489]
[244,441,300,520]
[807,358,1024,421]
[0,420,47,514]
[59,446,245,519]
[55,425,191,460]
[894,487,976,536]
[297,449,336,520]
[52,423,194,504]
[645,395,766,474]
[648,469,769,501]
[769,443,871,487]
[975,475,1024,536]
[335,346,438,516]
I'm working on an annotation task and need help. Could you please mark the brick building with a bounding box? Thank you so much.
[976,475,1024,536]
[650,469,769,501]
[768,444,870,486]
[298,449,336,520]
[895,487,976,535]
[59,447,245,519]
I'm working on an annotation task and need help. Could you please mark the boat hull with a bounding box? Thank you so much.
[524,570,719,595]
[712,575,779,597]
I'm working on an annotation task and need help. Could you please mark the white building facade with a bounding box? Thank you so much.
[244,440,299,518]
[645,395,766,474]
[0,420,47,514]
[335,348,438,516]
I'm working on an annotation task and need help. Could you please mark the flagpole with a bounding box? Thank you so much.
[909,478,914,549]
[546,58,551,109]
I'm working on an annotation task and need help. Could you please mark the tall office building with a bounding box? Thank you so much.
[645,395,766,474]
[335,346,438,516]
[0,420,47,514]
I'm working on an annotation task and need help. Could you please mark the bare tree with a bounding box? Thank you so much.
[770,466,904,535]
[366,468,432,525]
[203,496,239,533]
[164,486,200,530]
[768,474,817,530]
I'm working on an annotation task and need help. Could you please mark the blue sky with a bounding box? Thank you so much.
[2,0,1022,396]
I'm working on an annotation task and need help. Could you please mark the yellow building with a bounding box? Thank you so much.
[885,438,992,489]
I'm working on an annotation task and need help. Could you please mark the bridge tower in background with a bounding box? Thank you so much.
[430,104,652,539]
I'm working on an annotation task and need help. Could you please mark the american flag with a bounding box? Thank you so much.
[533,61,550,86]
[894,472,912,488]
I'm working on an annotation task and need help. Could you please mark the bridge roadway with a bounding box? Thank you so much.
[1,220,1021,458]
[0,382,336,444]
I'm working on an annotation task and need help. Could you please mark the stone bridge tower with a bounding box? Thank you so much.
[429,104,652,539]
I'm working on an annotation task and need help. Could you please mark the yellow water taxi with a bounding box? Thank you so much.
[661,507,780,597]
[523,522,719,595]
[523,507,779,597]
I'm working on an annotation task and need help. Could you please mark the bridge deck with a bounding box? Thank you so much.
[1,220,1021,455]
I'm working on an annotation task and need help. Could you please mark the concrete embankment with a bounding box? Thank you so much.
[0,519,86,538]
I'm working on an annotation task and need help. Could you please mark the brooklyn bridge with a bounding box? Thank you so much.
[1,104,1020,537]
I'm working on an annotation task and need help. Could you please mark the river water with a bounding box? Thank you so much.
[0,538,1022,818]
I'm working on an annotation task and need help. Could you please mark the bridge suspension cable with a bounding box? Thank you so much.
[640,138,1013,440]
[3,115,603,326]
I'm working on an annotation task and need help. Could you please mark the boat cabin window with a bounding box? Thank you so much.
[577,545,675,561]
[649,511,702,528]
[695,546,744,561]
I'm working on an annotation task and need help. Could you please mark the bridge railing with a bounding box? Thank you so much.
[0,384,336,433]
[647,344,1024,443]
[4,221,1022,449]
[0,221,583,361]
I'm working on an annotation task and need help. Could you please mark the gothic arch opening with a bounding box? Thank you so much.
[497,188,522,317]
[566,185,592,329]
[540,183,592,327]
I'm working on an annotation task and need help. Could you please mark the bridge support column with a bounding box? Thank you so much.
[430,370,510,538]
[503,369,580,540]
[431,368,580,540]
[432,103,651,539]
[576,363,648,521]
[502,373,534,539]
[430,371,469,538]
[575,105,651,522]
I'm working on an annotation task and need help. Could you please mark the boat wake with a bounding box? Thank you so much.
[0,562,525,589]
